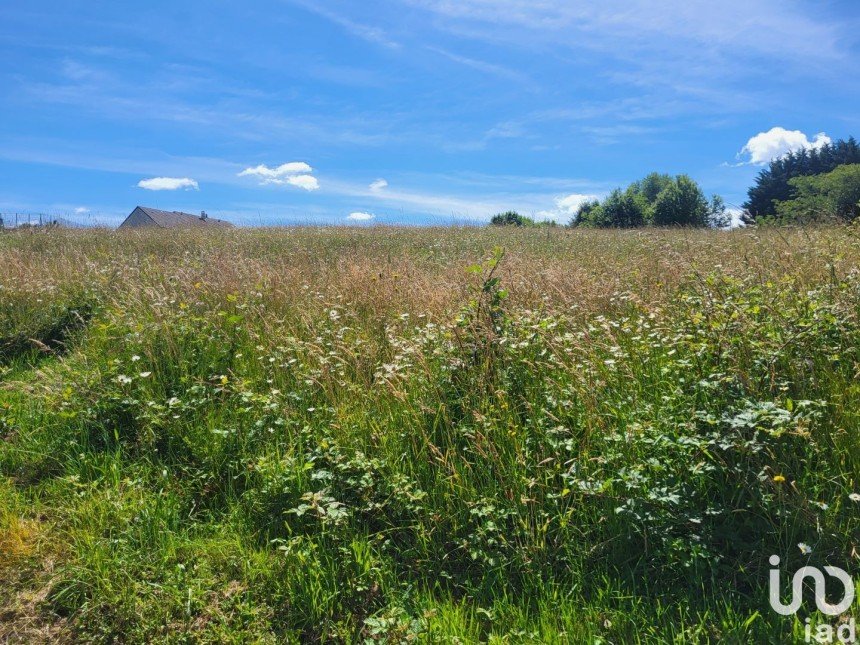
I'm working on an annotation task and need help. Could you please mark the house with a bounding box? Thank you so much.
[118,206,233,229]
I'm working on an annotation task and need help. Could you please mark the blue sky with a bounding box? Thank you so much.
[1,1,859,226]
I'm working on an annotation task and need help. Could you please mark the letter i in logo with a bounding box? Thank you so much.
[770,555,802,616]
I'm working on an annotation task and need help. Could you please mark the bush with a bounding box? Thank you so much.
[774,164,860,224]
[490,211,533,227]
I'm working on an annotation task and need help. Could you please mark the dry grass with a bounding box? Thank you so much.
[3,225,857,318]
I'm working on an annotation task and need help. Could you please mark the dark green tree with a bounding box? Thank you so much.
[744,137,860,222]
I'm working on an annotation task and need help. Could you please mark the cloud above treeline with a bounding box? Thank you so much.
[739,127,831,165]
[535,193,599,222]
[238,162,320,191]
[137,177,199,191]
[347,211,374,221]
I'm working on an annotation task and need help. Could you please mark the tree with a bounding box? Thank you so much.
[569,199,601,227]
[773,164,860,224]
[632,172,674,204]
[491,211,533,227]
[707,195,731,229]
[744,137,860,222]
[590,188,647,228]
[573,174,724,229]
[652,175,710,227]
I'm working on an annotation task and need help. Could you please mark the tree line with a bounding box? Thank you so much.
[573,173,728,228]
[491,136,859,228]
[492,173,729,229]
[743,137,860,224]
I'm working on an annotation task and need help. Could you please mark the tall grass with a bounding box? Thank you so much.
[0,225,858,642]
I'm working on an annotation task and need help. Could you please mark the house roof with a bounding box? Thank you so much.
[126,206,233,229]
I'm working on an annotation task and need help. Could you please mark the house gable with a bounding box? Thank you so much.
[118,207,159,228]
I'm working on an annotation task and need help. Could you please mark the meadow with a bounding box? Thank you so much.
[0,225,858,643]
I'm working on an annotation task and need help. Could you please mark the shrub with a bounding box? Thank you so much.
[490,211,533,227]
[774,164,860,224]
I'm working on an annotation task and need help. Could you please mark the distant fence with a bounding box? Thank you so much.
[0,212,116,229]
[0,213,56,228]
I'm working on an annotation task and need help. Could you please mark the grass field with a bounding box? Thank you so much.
[1,225,859,642]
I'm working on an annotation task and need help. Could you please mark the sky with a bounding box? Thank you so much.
[1,1,859,227]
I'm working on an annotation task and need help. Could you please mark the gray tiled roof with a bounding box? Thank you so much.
[133,207,233,228]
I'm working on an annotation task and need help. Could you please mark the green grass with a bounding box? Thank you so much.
[0,225,858,642]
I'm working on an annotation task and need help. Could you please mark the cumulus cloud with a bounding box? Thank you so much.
[739,127,831,165]
[369,179,388,192]
[347,212,375,221]
[137,177,199,191]
[74,207,89,214]
[238,162,320,191]
[535,193,599,222]
[286,175,320,191]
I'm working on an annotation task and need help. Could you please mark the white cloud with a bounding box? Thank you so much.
[286,175,320,191]
[238,162,319,191]
[369,178,388,192]
[137,177,199,191]
[556,193,597,214]
[239,162,313,179]
[74,206,89,214]
[347,211,375,221]
[739,127,831,165]
[534,193,599,222]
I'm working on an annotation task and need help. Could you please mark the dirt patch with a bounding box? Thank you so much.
[0,556,70,644]
[0,512,70,643]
